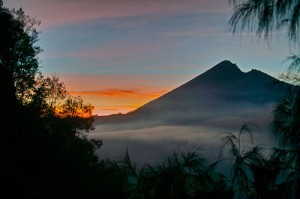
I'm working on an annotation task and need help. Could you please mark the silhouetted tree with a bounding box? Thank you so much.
[136,151,231,199]
[0,4,42,197]
[220,125,255,198]
[227,0,300,84]
[0,4,105,199]
[220,125,288,199]
[30,74,95,133]
[271,88,300,198]
[30,74,68,114]
[0,5,41,105]
[228,0,300,43]
[228,1,300,198]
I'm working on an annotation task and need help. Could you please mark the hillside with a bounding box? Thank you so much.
[94,60,294,128]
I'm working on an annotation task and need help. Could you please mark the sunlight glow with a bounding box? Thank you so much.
[70,89,167,115]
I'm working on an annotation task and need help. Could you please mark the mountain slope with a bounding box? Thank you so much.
[94,60,294,128]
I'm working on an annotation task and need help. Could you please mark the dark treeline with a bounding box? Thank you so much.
[0,2,111,199]
[1,1,300,199]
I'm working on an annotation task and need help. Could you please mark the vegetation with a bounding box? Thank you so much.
[0,2,104,198]
[228,0,300,43]
[228,0,300,198]
[1,0,299,199]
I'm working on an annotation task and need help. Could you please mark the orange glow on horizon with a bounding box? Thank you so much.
[69,88,168,116]
[59,73,194,116]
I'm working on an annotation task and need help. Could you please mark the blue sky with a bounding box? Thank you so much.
[4,0,294,115]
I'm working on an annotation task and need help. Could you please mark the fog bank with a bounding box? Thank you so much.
[89,124,274,165]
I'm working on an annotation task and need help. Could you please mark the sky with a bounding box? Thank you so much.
[4,0,294,115]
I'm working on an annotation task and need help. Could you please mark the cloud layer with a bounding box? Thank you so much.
[4,0,292,115]
[70,88,167,115]
[5,0,229,28]
[90,124,273,165]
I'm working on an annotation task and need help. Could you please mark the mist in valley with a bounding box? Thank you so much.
[91,61,288,166]
[90,110,275,166]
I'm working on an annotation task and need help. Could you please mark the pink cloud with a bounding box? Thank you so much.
[5,0,230,29]
[57,41,164,59]
[56,73,194,92]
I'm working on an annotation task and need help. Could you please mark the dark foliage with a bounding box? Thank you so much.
[228,0,300,197]
[228,0,300,43]
[0,3,109,199]
[1,1,300,199]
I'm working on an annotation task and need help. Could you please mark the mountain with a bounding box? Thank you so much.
[94,60,294,129]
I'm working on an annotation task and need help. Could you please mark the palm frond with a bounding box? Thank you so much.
[287,54,300,75]
[228,0,300,43]
[272,88,300,147]
[119,148,138,178]
[288,1,300,42]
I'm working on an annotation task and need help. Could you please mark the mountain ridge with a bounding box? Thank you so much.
[94,60,294,128]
